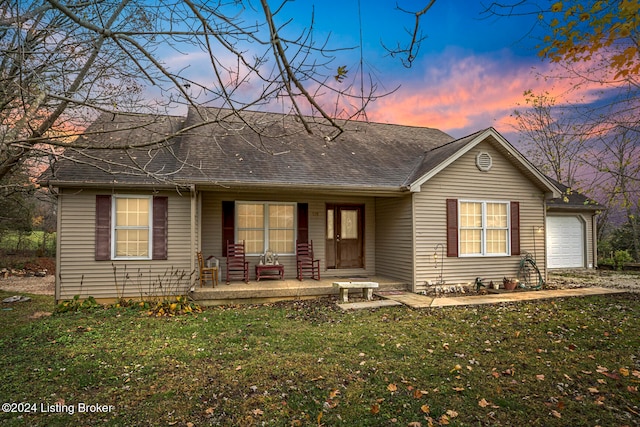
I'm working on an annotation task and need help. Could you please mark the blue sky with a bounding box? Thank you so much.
[158,1,611,143]
[266,1,601,141]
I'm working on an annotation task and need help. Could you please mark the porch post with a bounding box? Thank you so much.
[190,185,197,287]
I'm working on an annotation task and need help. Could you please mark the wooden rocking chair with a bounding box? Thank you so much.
[226,240,249,284]
[296,240,320,281]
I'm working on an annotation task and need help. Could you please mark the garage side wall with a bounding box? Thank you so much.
[413,141,548,293]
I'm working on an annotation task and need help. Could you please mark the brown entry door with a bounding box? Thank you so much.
[326,204,364,269]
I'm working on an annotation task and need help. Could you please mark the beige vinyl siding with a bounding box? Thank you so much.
[375,196,414,284]
[585,213,595,267]
[57,188,193,300]
[414,141,547,292]
[200,191,376,279]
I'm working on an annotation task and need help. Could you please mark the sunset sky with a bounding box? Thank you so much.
[158,1,614,145]
[266,1,606,142]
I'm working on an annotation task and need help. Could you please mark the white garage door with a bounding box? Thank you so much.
[546,216,584,268]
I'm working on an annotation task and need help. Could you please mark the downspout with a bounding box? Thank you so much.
[411,193,417,292]
[542,198,548,283]
[592,213,598,269]
[55,190,62,304]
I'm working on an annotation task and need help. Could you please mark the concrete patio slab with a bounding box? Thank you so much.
[376,291,434,308]
[374,287,627,309]
[431,287,626,307]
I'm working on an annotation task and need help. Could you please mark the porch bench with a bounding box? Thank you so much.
[332,281,379,303]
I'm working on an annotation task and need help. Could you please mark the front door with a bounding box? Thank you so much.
[326,204,364,269]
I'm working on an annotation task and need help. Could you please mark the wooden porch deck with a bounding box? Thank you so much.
[190,275,409,306]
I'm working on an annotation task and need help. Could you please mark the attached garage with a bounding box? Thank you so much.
[546,215,585,268]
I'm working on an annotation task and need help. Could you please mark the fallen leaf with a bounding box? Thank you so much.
[252,408,264,416]
[588,387,599,393]
[628,386,638,393]
[491,371,501,378]
[370,403,380,414]
[328,389,340,399]
[446,409,458,418]
[387,383,397,392]
[421,404,430,414]
[632,370,640,378]
[478,398,490,408]
[439,414,450,425]
[235,365,242,371]
[619,368,630,377]
[408,422,422,427]
[452,386,465,392]
[551,409,561,418]
[413,389,424,399]
[536,374,545,381]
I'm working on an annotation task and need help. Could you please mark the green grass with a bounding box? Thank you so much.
[1,292,639,426]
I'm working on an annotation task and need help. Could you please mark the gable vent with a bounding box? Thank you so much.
[476,151,493,172]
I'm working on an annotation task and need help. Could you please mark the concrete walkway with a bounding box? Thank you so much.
[355,287,628,309]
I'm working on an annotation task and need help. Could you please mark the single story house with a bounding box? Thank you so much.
[41,107,600,302]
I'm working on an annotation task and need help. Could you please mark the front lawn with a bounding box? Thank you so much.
[1,291,638,426]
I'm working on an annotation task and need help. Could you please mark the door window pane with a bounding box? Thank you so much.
[341,210,358,239]
[327,209,334,239]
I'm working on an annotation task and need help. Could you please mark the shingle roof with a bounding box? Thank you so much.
[43,113,185,186]
[44,107,455,191]
[546,179,603,211]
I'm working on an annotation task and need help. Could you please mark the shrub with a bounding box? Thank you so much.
[612,250,633,270]
[55,295,101,313]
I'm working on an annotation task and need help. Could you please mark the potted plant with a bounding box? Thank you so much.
[503,277,518,291]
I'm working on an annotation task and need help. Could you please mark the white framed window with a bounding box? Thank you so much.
[459,200,510,256]
[237,202,296,255]
[112,195,152,259]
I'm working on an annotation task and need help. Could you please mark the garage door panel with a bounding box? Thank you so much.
[547,216,584,268]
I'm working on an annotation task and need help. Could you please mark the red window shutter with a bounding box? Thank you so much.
[95,195,112,261]
[510,201,520,256]
[152,196,168,260]
[446,199,458,257]
[297,203,309,243]
[222,201,235,256]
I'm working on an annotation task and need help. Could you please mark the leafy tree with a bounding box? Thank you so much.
[539,0,640,81]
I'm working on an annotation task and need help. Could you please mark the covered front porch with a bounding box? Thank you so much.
[190,275,408,306]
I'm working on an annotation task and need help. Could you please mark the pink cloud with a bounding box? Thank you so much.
[365,49,609,138]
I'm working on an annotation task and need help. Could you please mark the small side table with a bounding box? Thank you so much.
[255,264,284,281]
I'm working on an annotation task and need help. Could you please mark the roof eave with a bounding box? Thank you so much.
[43,180,186,191]
[193,180,411,196]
